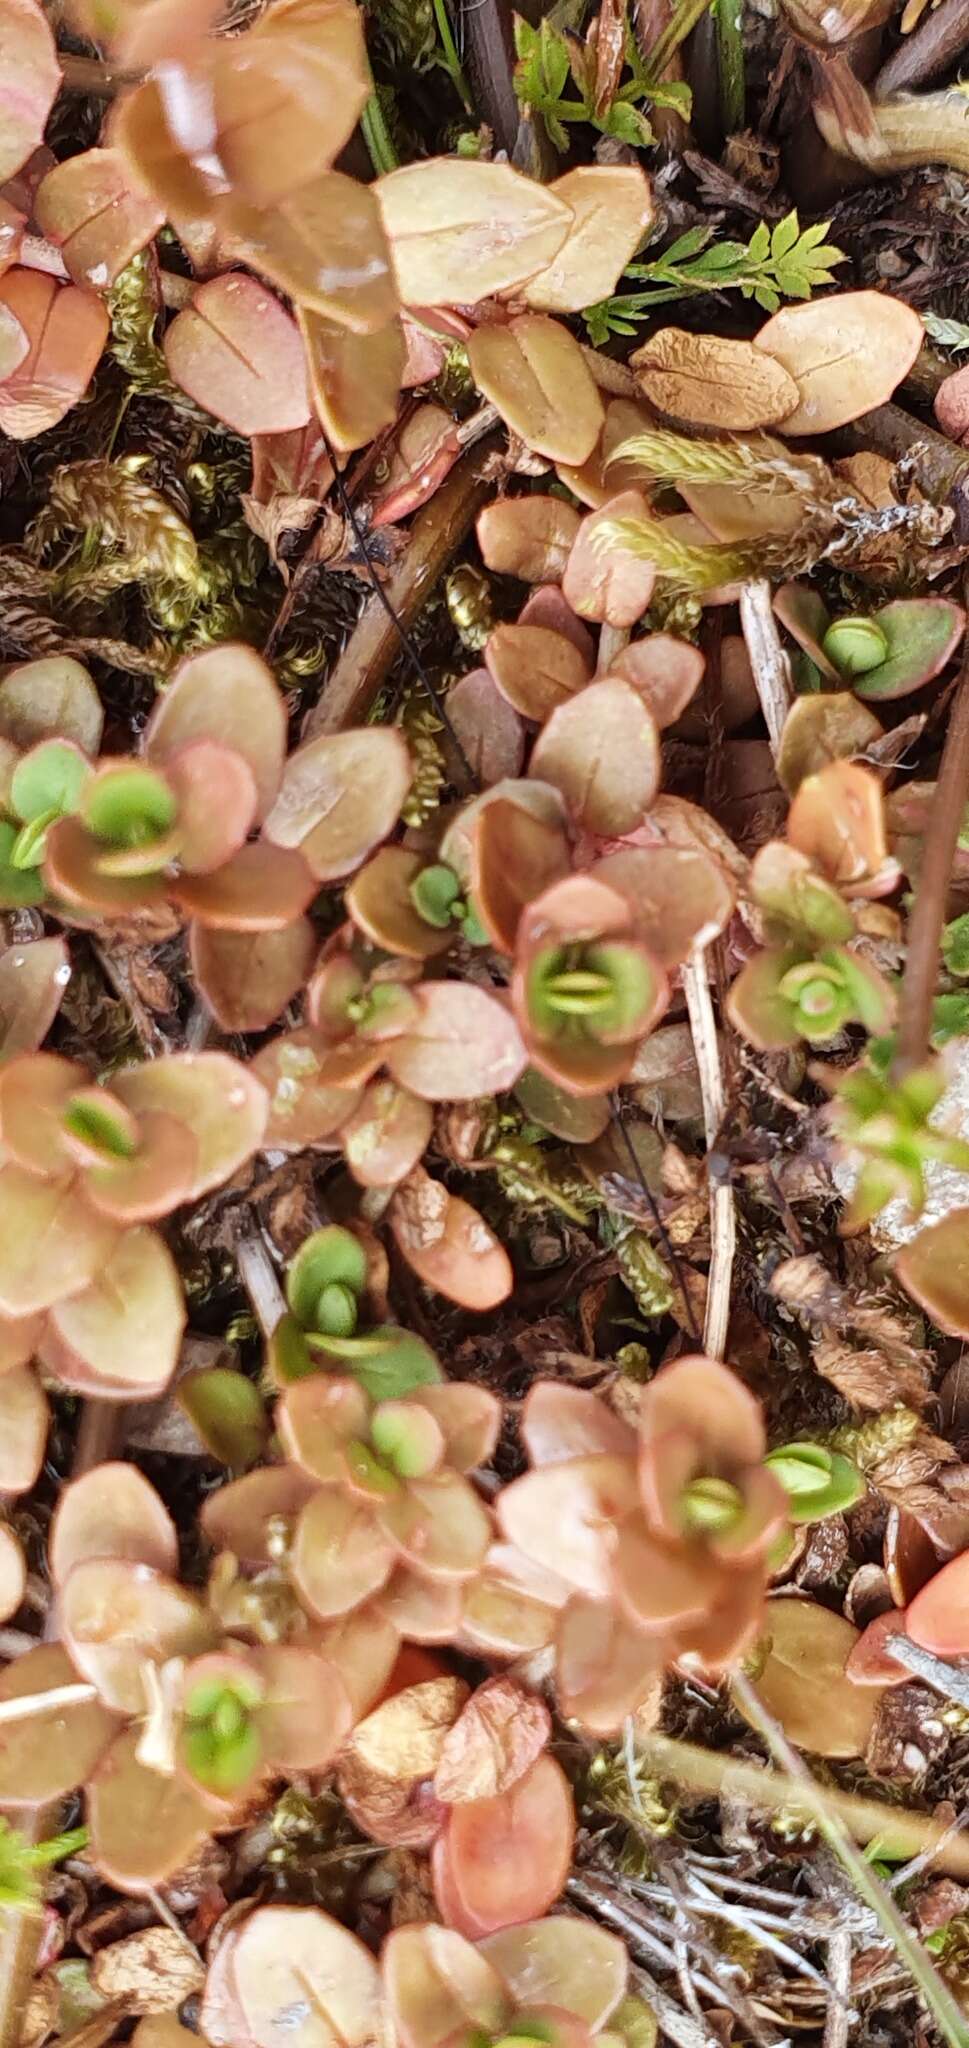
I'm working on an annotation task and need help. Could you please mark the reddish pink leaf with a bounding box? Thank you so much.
[935,364,969,446]
[385,983,527,1101]
[445,670,524,787]
[0,1644,116,1807]
[611,634,705,728]
[434,1756,574,1936]
[390,1168,512,1311]
[192,919,318,1035]
[341,1079,432,1189]
[562,491,655,629]
[250,1028,363,1151]
[530,679,660,835]
[906,1553,969,1657]
[0,1363,47,1494]
[0,269,108,440]
[0,0,60,184]
[48,1225,186,1398]
[164,274,310,436]
[51,1462,177,1586]
[88,1728,216,1891]
[0,937,71,1061]
[173,842,317,931]
[34,148,164,291]
[264,727,412,881]
[145,643,286,823]
[111,1052,268,1201]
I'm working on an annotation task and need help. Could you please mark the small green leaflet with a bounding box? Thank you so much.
[584,210,846,342]
[512,12,687,152]
[924,310,969,352]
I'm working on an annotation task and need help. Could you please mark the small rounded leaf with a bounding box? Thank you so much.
[48,1226,186,1398]
[192,919,318,1036]
[88,1728,215,1891]
[562,492,656,630]
[301,310,405,454]
[51,1462,177,1586]
[0,270,108,440]
[467,315,603,467]
[485,623,592,723]
[530,680,660,835]
[111,1053,268,1201]
[632,328,799,429]
[477,497,581,584]
[34,148,164,291]
[611,635,705,729]
[434,1755,574,1937]
[753,291,924,435]
[0,1363,47,1495]
[164,274,310,436]
[145,644,286,822]
[390,1168,513,1311]
[897,1209,969,1338]
[734,1598,881,1757]
[0,0,60,184]
[263,728,412,880]
[0,1643,116,1807]
[384,983,527,1102]
[445,670,525,787]
[231,1905,382,2048]
[522,164,654,316]
[377,159,573,308]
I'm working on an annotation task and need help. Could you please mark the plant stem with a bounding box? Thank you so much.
[303,438,498,736]
[0,1683,98,1725]
[682,952,734,1361]
[360,91,399,175]
[875,0,969,98]
[58,51,140,95]
[236,1230,287,1341]
[885,1632,969,1709]
[432,0,473,110]
[731,1671,969,2048]
[644,0,713,85]
[894,584,969,1078]
[739,578,792,756]
[714,0,745,132]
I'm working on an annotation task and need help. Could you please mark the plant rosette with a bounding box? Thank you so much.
[775,583,965,701]
[0,1048,268,1489]
[497,1361,790,1733]
[819,1058,969,1233]
[268,1225,443,1398]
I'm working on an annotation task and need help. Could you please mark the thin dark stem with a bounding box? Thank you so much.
[323,434,478,793]
[608,1095,703,1346]
[894,583,969,1077]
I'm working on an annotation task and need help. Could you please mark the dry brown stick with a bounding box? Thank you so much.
[875,0,969,98]
[894,582,969,1076]
[302,439,498,738]
[683,954,734,1361]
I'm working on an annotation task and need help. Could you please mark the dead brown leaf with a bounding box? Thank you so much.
[89,1931,204,2016]
[813,1338,932,1413]
[631,328,799,430]
[434,1678,551,1804]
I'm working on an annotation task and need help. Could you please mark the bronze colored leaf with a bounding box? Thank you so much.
[231,173,398,332]
[522,165,653,316]
[632,327,799,430]
[0,269,108,440]
[562,490,656,628]
[467,315,603,467]
[484,623,592,723]
[434,1677,551,1804]
[34,148,164,291]
[477,497,581,584]
[300,310,404,454]
[377,159,573,307]
[0,0,60,184]
[529,679,660,835]
[754,291,924,435]
[734,1598,882,1757]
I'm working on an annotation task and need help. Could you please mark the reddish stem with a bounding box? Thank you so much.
[894,583,969,1077]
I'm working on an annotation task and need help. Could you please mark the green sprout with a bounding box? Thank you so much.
[0,1820,89,1915]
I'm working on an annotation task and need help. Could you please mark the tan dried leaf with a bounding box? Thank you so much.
[467,315,603,467]
[350,1678,469,1781]
[434,1678,551,1804]
[753,291,924,436]
[90,1931,205,2016]
[377,160,573,308]
[521,166,653,317]
[631,328,799,430]
[770,1253,846,1325]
